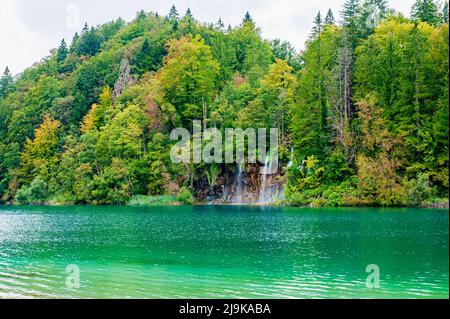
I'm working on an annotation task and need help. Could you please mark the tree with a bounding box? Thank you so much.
[441,1,449,23]
[356,95,406,206]
[156,35,219,128]
[180,8,195,34]
[270,39,301,69]
[216,18,225,30]
[0,67,13,99]
[359,0,388,37]
[309,12,327,136]
[136,9,147,20]
[73,25,102,56]
[411,0,440,25]
[340,0,361,49]
[260,58,298,137]
[168,4,179,20]
[132,38,155,75]
[56,39,69,65]
[243,11,253,24]
[19,115,61,184]
[325,9,335,25]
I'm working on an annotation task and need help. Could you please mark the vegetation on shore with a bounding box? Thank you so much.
[0,1,448,208]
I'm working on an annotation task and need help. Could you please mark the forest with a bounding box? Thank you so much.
[0,0,448,207]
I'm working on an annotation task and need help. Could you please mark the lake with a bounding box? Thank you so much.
[0,205,448,299]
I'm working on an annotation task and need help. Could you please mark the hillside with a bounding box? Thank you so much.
[0,2,448,207]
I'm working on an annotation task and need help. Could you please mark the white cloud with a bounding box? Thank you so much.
[0,0,416,76]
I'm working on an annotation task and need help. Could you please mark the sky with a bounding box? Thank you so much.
[0,0,418,75]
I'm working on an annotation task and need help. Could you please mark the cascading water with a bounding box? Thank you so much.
[258,152,278,204]
[232,163,244,204]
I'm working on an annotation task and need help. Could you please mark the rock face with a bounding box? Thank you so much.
[193,163,285,205]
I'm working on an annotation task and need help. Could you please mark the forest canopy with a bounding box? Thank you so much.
[0,1,448,207]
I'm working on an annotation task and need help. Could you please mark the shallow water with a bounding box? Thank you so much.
[0,205,448,298]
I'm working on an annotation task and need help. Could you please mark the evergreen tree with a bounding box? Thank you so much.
[132,39,155,75]
[168,4,179,20]
[0,67,13,99]
[441,1,449,23]
[340,0,361,49]
[359,0,388,37]
[311,11,323,39]
[341,0,361,27]
[70,32,80,53]
[180,8,195,34]
[136,9,146,20]
[56,39,68,65]
[82,22,89,34]
[325,9,335,25]
[411,0,440,25]
[216,18,225,30]
[243,12,253,24]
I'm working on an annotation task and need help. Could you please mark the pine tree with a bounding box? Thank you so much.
[325,9,335,25]
[243,12,253,24]
[168,4,179,20]
[341,0,361,27]
[441,1,449,23]
[309,12,328,135]
[132,38,154,74]
[82,22,89,34]
[311,11,323,39]
[0,67,13,99]
[70,32,79,53]
[216,18,225,30]
[411,0,440,25]
[136,10,146,20]
[340,0,361,49]
[56,39,68,65]
[359,0,388,37]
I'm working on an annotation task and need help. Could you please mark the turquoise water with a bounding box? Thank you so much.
[0,205,448,299]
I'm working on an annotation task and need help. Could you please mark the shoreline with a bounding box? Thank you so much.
[1,199,448,209]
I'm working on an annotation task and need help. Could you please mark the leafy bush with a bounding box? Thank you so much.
[15,177,48,204]
[403,173,436,207]
[176,187,194,205]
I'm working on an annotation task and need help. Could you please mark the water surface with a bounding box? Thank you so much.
[0,205,448,298]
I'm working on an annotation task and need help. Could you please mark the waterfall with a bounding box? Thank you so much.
[287,147,294,168]
[258,152,278,204]
[232,163,244,204]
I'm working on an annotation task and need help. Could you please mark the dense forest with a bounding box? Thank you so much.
[0,0,448,207]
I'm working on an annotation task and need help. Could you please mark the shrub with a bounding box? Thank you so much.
[15,177,48,204]
[403,173,436,207]
[176,187,193,205]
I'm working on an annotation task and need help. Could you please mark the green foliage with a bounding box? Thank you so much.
[0,6,447,207]
[403,173,436,206]
[411,0,440,25]
[15,177,48,204]
[176,187,194,205]
[127,194,179,206]
[156,35,219,128]
[0,67,13,99]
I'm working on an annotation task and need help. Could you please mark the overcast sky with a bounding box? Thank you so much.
[1,0,417,75]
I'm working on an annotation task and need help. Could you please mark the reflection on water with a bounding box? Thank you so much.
[0,205,448,298]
